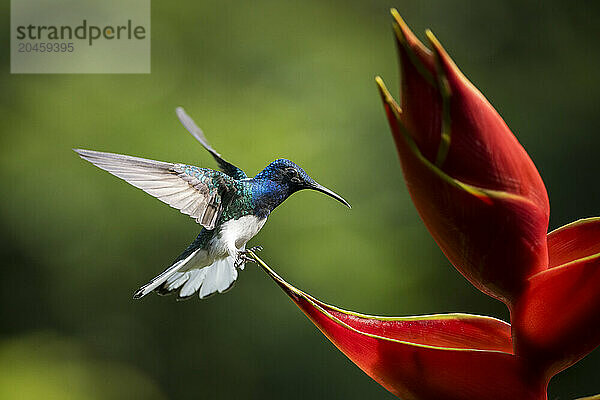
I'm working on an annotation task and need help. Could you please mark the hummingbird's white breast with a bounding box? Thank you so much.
[209,215,268,260]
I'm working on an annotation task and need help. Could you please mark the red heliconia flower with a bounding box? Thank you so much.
[253,9,600,399]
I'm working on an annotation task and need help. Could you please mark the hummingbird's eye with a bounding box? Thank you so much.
[284,167,296,176]
[284,167,301,183]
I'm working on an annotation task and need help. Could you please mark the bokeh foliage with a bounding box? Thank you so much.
[1,1,599,398]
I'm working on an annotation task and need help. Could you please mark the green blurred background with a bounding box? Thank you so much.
[1,1,599,399]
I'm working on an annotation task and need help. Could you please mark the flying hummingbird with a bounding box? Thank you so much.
[75,107,350,300]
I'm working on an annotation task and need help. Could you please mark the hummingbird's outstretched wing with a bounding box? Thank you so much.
[74,149,237,230]
[175,107,248,180]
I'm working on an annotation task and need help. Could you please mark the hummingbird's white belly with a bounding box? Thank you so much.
[220,214,268,250]
[185,215,267,269]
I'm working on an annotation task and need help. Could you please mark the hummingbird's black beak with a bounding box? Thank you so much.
[309,183,351,208]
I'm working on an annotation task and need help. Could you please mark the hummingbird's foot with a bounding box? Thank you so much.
[235,253,254,268]
[235,246,263,268]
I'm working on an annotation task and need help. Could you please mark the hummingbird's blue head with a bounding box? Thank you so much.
[253,159,350,210]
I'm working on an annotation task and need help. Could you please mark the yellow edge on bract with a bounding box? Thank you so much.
[390,8,436,88]
[425,29,453,167]
[545,217,600,269]
[249,251,513,354]
[547,217,600,236]
[575,394,600,400]
[374,75,537,207]
[529,251,600,282]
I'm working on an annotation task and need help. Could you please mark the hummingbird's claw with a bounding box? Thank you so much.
[235,246,263,268]
[235,253,253,268]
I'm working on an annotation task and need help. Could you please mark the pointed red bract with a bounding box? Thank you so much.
[376,13,550,304]
[323,306,513,352]
[376,78,547,305]
[393,11,549,209]
[254,254,547,400]
[393,13,440,163]
[513,219,600,377]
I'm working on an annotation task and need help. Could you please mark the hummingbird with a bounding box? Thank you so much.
[74,107,350,300]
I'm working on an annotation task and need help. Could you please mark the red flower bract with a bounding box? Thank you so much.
[513,218,600,378]
[254,9,600,400]
[254,255,546,400]
[378,10,550,305]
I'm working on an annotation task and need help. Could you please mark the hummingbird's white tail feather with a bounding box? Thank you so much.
[199,257,238,298]
[132,250,199,299]
[150,256,238,300]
